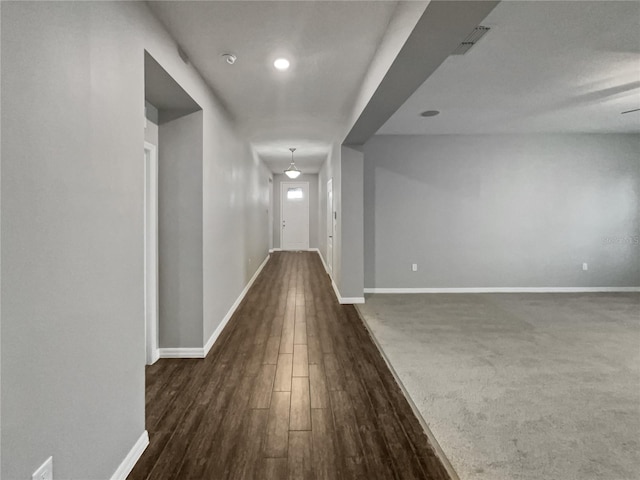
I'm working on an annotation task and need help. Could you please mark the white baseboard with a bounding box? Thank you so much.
[159,254,271,359]
[269,248,282,253]
[158,347,204,358]
[110,430,149,480]
[331,278,365,305]
[331,278,342,302]
[341,296,365,304]
[364,286,640,294]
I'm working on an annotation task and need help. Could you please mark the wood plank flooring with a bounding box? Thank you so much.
[128,251,450,480]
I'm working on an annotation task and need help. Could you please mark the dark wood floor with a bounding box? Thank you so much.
[128,251,450,480]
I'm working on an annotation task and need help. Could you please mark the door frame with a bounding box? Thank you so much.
[268,177,274,251]
[280,181,310,250]
[144,141,159,365]
[326,178,334,274]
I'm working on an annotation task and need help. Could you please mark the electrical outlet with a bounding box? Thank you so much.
[582,262,588,271]
[32,456,53,480]
[412,263,418,272]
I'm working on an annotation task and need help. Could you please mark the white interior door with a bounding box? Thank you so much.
[281,181,309,250]
[144,142,159,365]
[327,178,334,273]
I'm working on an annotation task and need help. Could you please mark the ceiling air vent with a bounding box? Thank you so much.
[451,26,490,55]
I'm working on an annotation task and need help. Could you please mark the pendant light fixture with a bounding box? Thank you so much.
[284,147,301,179]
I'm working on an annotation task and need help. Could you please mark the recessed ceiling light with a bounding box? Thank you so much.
[420,110,440,117]
[274,58,290,71]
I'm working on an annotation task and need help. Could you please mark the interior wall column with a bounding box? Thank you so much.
[339,145,365,301]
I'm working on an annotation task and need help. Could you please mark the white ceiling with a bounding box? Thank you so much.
[147,0,406,173]
[378,1,640,135]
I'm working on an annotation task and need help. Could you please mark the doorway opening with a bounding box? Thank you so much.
[144,50,203,365]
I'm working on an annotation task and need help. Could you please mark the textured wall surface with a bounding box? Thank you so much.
[364,134,640,289]
[1,2,269,478]
[159,112,203,348]
[340,146,365,299]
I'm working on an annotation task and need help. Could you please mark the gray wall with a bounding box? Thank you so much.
[159,111,204,348]
[1,2,269,478]
[318,144,365,300]
[340,146,365,299]
[272,174,319,250]
[364,134,640,289]
[0,1,3,471]
[239,146,271,289]
[145,101,159,145]
[145,101,159,126]
[1,3,145,478]
[202,141,271,346]
[319,143,341,280]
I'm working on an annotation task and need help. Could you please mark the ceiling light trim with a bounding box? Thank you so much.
[274,58,290,71]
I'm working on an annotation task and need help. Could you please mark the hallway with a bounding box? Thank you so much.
[128,251,450,480]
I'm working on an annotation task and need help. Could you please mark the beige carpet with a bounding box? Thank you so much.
[357,293,640,480]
